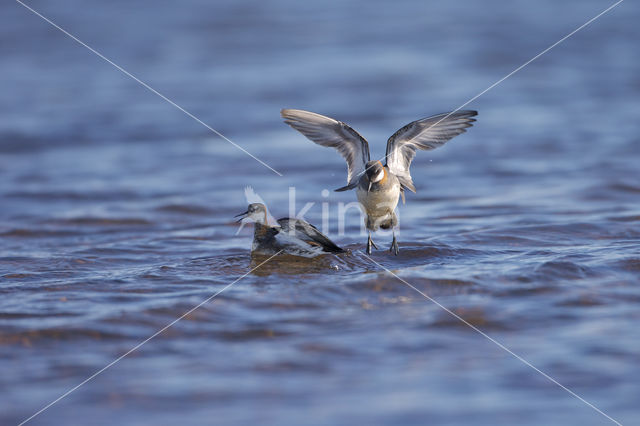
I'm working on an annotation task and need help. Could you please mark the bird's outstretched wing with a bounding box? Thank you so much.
[385,110,477,192]
[277,218,344,253]
[281,109,370,191]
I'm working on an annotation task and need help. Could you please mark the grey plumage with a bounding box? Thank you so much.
[281,109,370,189]
[236,203,343,258]
[277,218,343,253]
[385,110,477,192]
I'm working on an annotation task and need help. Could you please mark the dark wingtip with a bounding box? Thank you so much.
[324,245,345,253]
[400,181,416,193]
[334,183,357,192]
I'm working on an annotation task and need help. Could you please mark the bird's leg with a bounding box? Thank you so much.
[390,229,399,255]
[366,232,378,254]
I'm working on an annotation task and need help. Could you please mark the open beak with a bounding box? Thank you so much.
[234,211,248,223]
[367,181,372,193]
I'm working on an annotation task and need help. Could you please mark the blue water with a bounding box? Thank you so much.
[1,0,639,425]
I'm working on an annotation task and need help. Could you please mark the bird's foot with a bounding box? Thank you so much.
[389,236,399,255]
[366,235,379,254]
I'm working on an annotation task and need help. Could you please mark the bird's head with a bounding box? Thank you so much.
[364,160,386,192]
[235,203,268,224]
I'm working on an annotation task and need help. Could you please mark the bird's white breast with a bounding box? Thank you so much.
[356,179,400,217]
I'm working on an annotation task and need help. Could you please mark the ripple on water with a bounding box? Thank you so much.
[5,189,144,201]
[462,221,633,247]
[0,228,80,238]
[608,214,640,222]
[429,305,512,331]
[48,217,154,226]
[155,204,215,215]
[533,260,596,280]
[247,251,363,276]
[556,294,606,307]
[0,328,128,346]
[347,274,477,297]
[215,241,487,277]
[616,257,640,273]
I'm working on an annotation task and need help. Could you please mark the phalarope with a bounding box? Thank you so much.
[281,109,477,255]
[236,203,344,258]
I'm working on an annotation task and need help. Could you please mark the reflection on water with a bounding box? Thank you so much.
[1,0,640,425]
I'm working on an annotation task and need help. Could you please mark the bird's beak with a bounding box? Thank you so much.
[234,211,248,223]
[367,181,372,193]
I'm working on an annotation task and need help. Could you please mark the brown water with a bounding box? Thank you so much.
[1,0,639,425]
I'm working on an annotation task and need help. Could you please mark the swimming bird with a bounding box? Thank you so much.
[235,203,344,258]
[281,109,477,255]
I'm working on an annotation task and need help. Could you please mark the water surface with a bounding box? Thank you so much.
[1,0,639,425]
